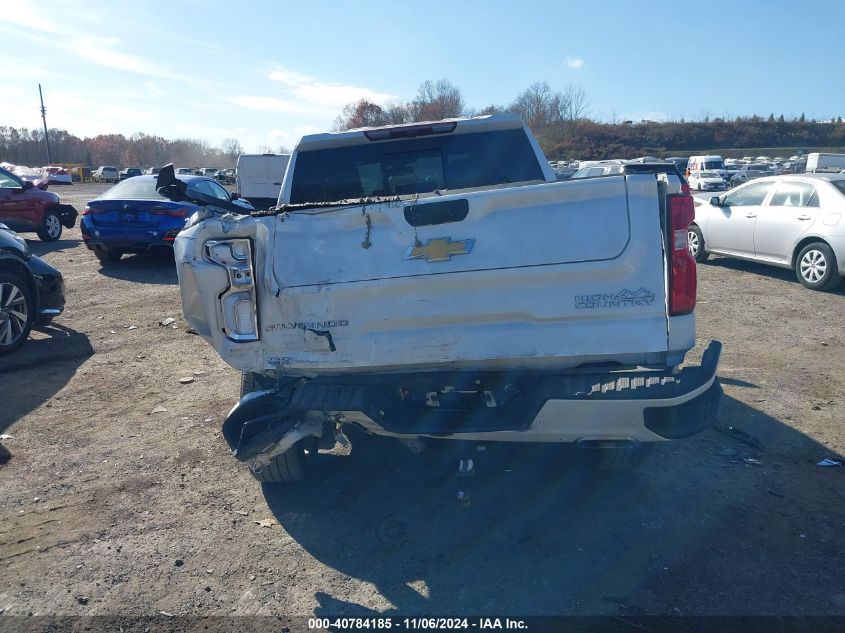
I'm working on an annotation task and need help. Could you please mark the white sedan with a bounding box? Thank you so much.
[688,174,845,290]
[688,171,726,191]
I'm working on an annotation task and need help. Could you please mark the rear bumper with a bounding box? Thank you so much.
[223,341,722,460]
[80,218,179,251]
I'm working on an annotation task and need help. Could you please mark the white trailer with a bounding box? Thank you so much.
[235,153,290,209]
[805,153,845,173]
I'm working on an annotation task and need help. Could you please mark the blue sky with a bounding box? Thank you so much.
[2,0,844,152]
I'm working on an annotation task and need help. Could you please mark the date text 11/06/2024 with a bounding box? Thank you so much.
[308,618,528,630]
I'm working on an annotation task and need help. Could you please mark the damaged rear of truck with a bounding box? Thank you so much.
[173,114,722,482]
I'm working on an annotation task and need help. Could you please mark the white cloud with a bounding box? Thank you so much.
[268,67,396,107]
[230,96,299,113]
[565,56,584,69]
[0,0,62,33]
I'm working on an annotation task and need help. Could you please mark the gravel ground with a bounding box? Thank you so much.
[1,183,843,620]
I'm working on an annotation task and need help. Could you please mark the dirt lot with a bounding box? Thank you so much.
[1,183,843,620]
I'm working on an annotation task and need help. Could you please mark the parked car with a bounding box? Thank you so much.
[93,166,119,183]
[42,166,72,185]
[216,168,236,185]
[688,171,726,191]
[200,168,218,178]
[729,164,773,186]
[688,174,845,290]
[80,174,253,264]
[144,167,161,176]
[119,168,142,181]
[176,167,194,176]
[0,166,78,241]
[0,223,65,353]
[172,115,721,483]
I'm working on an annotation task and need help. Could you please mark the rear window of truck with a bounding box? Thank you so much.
[290,129,545,204]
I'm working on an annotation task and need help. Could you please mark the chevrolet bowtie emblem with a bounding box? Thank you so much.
[405,237,475,263]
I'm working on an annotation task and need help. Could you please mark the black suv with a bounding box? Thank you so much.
[0,225,65,353]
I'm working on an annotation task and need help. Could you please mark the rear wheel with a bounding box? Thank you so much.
[0,271,34,354]
[248,439,314,483]
[37,209,62,242]
[795,242,840,291]
[94,248,123,264]
[240,371,313,483]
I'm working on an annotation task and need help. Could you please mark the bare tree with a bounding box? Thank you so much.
[561,83,589,121]
[411,79,464,121]
[220,137,243,162]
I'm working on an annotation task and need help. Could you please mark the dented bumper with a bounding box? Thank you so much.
[221,342,722,458]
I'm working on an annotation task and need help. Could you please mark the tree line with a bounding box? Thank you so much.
[3,78,845,167]
[0,128,246,169]
[333,79,845,159]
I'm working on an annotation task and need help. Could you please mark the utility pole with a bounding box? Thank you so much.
[39,84,52,164]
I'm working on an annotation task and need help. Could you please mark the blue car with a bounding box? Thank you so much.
[81,175,252,263]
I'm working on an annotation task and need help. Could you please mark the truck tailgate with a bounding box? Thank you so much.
[261,174,670,374]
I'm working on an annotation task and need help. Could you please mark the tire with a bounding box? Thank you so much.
[248,440,312,483]
[687,225,709,262]
[0,271,34,354]
[37,209,62,242]
[240,371,312,483]
[587,442,653,471]
[94,248,123,263]
[34,315,54,327]
[795,242,840,290]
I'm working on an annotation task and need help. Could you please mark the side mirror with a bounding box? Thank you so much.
[709,196,721,206]
[229,192,240,201]
[22,180,34,190]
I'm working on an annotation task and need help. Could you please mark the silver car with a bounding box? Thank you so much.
[688,174,845,290]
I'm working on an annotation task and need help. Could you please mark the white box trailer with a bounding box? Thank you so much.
[236,153,290,209]
[805,152,845,173]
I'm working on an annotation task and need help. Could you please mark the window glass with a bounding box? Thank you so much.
[724,181,774,206]
[290,129,545,204]
[768,182,817,207]
[702,159,725,170]
[207,181,233,201]
[829,180,845,198]
[191,180,216,198]
[0,168,22,189]
[99,178,163,200]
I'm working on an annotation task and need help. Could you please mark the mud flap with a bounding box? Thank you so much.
[57,203,78,229]
[222,391,303,461]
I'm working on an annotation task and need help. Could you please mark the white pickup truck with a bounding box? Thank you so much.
[170,114,721,482]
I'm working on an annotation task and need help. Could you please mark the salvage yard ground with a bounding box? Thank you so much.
[0,183,843,617]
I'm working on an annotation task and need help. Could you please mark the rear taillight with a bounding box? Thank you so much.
[81,205,93,215]
[667,194,696,316]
